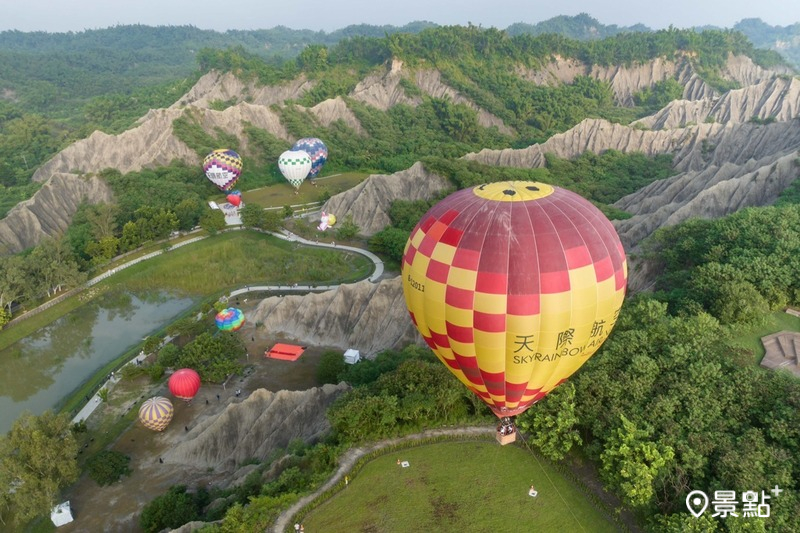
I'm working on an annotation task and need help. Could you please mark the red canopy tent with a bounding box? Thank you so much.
[265,343,306,361]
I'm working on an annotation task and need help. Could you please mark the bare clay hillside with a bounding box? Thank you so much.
[1,53,792,255]
[249,277,424,355]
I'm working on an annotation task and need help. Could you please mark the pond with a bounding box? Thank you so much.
[0,289,196,434]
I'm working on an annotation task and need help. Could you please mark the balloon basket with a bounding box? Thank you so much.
[496,432,516,445]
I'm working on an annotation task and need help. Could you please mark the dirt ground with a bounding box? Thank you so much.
[58,301,333,533]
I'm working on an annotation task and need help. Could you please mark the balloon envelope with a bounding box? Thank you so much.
[278,150,312,189]
[401,181,627,418]
[168,368,201,401]
[215,307,245,331]
[139,396,174,431]
[203,149,243,191]
[226,194,241,207]
[290,138,328,178]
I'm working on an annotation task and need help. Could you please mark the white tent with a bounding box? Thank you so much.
[343,349,361,365]
[51,501,74,527]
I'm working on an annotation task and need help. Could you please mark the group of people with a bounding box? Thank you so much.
[497,420,516,436]
[294,524,305,532]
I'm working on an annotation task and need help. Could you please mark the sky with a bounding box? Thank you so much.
[1,0,798,33]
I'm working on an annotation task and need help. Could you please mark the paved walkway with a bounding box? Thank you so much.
[271,426,494,533]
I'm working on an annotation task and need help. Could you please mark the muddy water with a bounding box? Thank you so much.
[0,289,195,434]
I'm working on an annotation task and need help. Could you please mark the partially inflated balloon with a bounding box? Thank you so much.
[402,182,627,419]
[278,150,312,189]
[215,307,245,332]
[139,396,174,431]
[168,368,201,402]
[290,138,328,178]
[203,149,243,191]
[226,194,241,207]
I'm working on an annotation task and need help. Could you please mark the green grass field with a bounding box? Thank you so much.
[217,172,370,208]
[302,441,618,533]
[728,310,800,363]
[109,230,373,294]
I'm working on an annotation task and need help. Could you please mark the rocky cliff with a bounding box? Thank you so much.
[636,76,800,129]
[164,383,349,472]
[319,161,450,236]
[249,277,424,355]
[350,60,515,134]
[0,173,113,253]
[516,53,785,105]
[174,70,315,109]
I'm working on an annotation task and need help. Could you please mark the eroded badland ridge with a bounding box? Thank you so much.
[2,53,798,290]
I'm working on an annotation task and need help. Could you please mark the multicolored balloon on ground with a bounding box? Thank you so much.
[291,138,328,178]
[168,368,201,402]
[401,181,627,419]
[278,150,312,189]
[138,396,174,431]
[215,307,245,332]
[203,149,243,191]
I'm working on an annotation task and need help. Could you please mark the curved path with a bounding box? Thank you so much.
[70,226,384,426]
[271,426,494,533]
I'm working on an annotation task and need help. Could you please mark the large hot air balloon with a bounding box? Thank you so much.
[203,149,243,191]
[291,138,328,178]
[401,182,627,442]
[168,368,201,402]
[278,150,312,190]
[138,396,174,432]
[215,307,245,332]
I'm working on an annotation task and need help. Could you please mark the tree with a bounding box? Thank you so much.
[174,197,203,231]
[0,411,79,525]
[157,343,181,368]
[25,237,85,299]
[317,350,346,384]
[86,450,131,486]
[239,203,264,228]
[199,209,226,234]
[261,210,282,232]
[139,485,204,533]
[178,332,242,383]
[516,382,582,461]
[0,254,27,314]
[368,227,411,262]
[85,235,120,266]
[335,214,360,240]
[600,414,674,507]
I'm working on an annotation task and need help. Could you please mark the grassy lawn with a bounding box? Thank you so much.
[216,172,370,209]
[728,310,800,363]
[111,231,373,294]
[303,440,618,533]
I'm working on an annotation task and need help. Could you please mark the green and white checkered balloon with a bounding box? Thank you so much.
[278,150,312,189]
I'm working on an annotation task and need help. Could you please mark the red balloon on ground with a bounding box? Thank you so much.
[226,194,241,207]
[168,368,201,402]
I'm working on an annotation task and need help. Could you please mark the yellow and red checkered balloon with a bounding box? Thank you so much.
[402,182,627,418]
